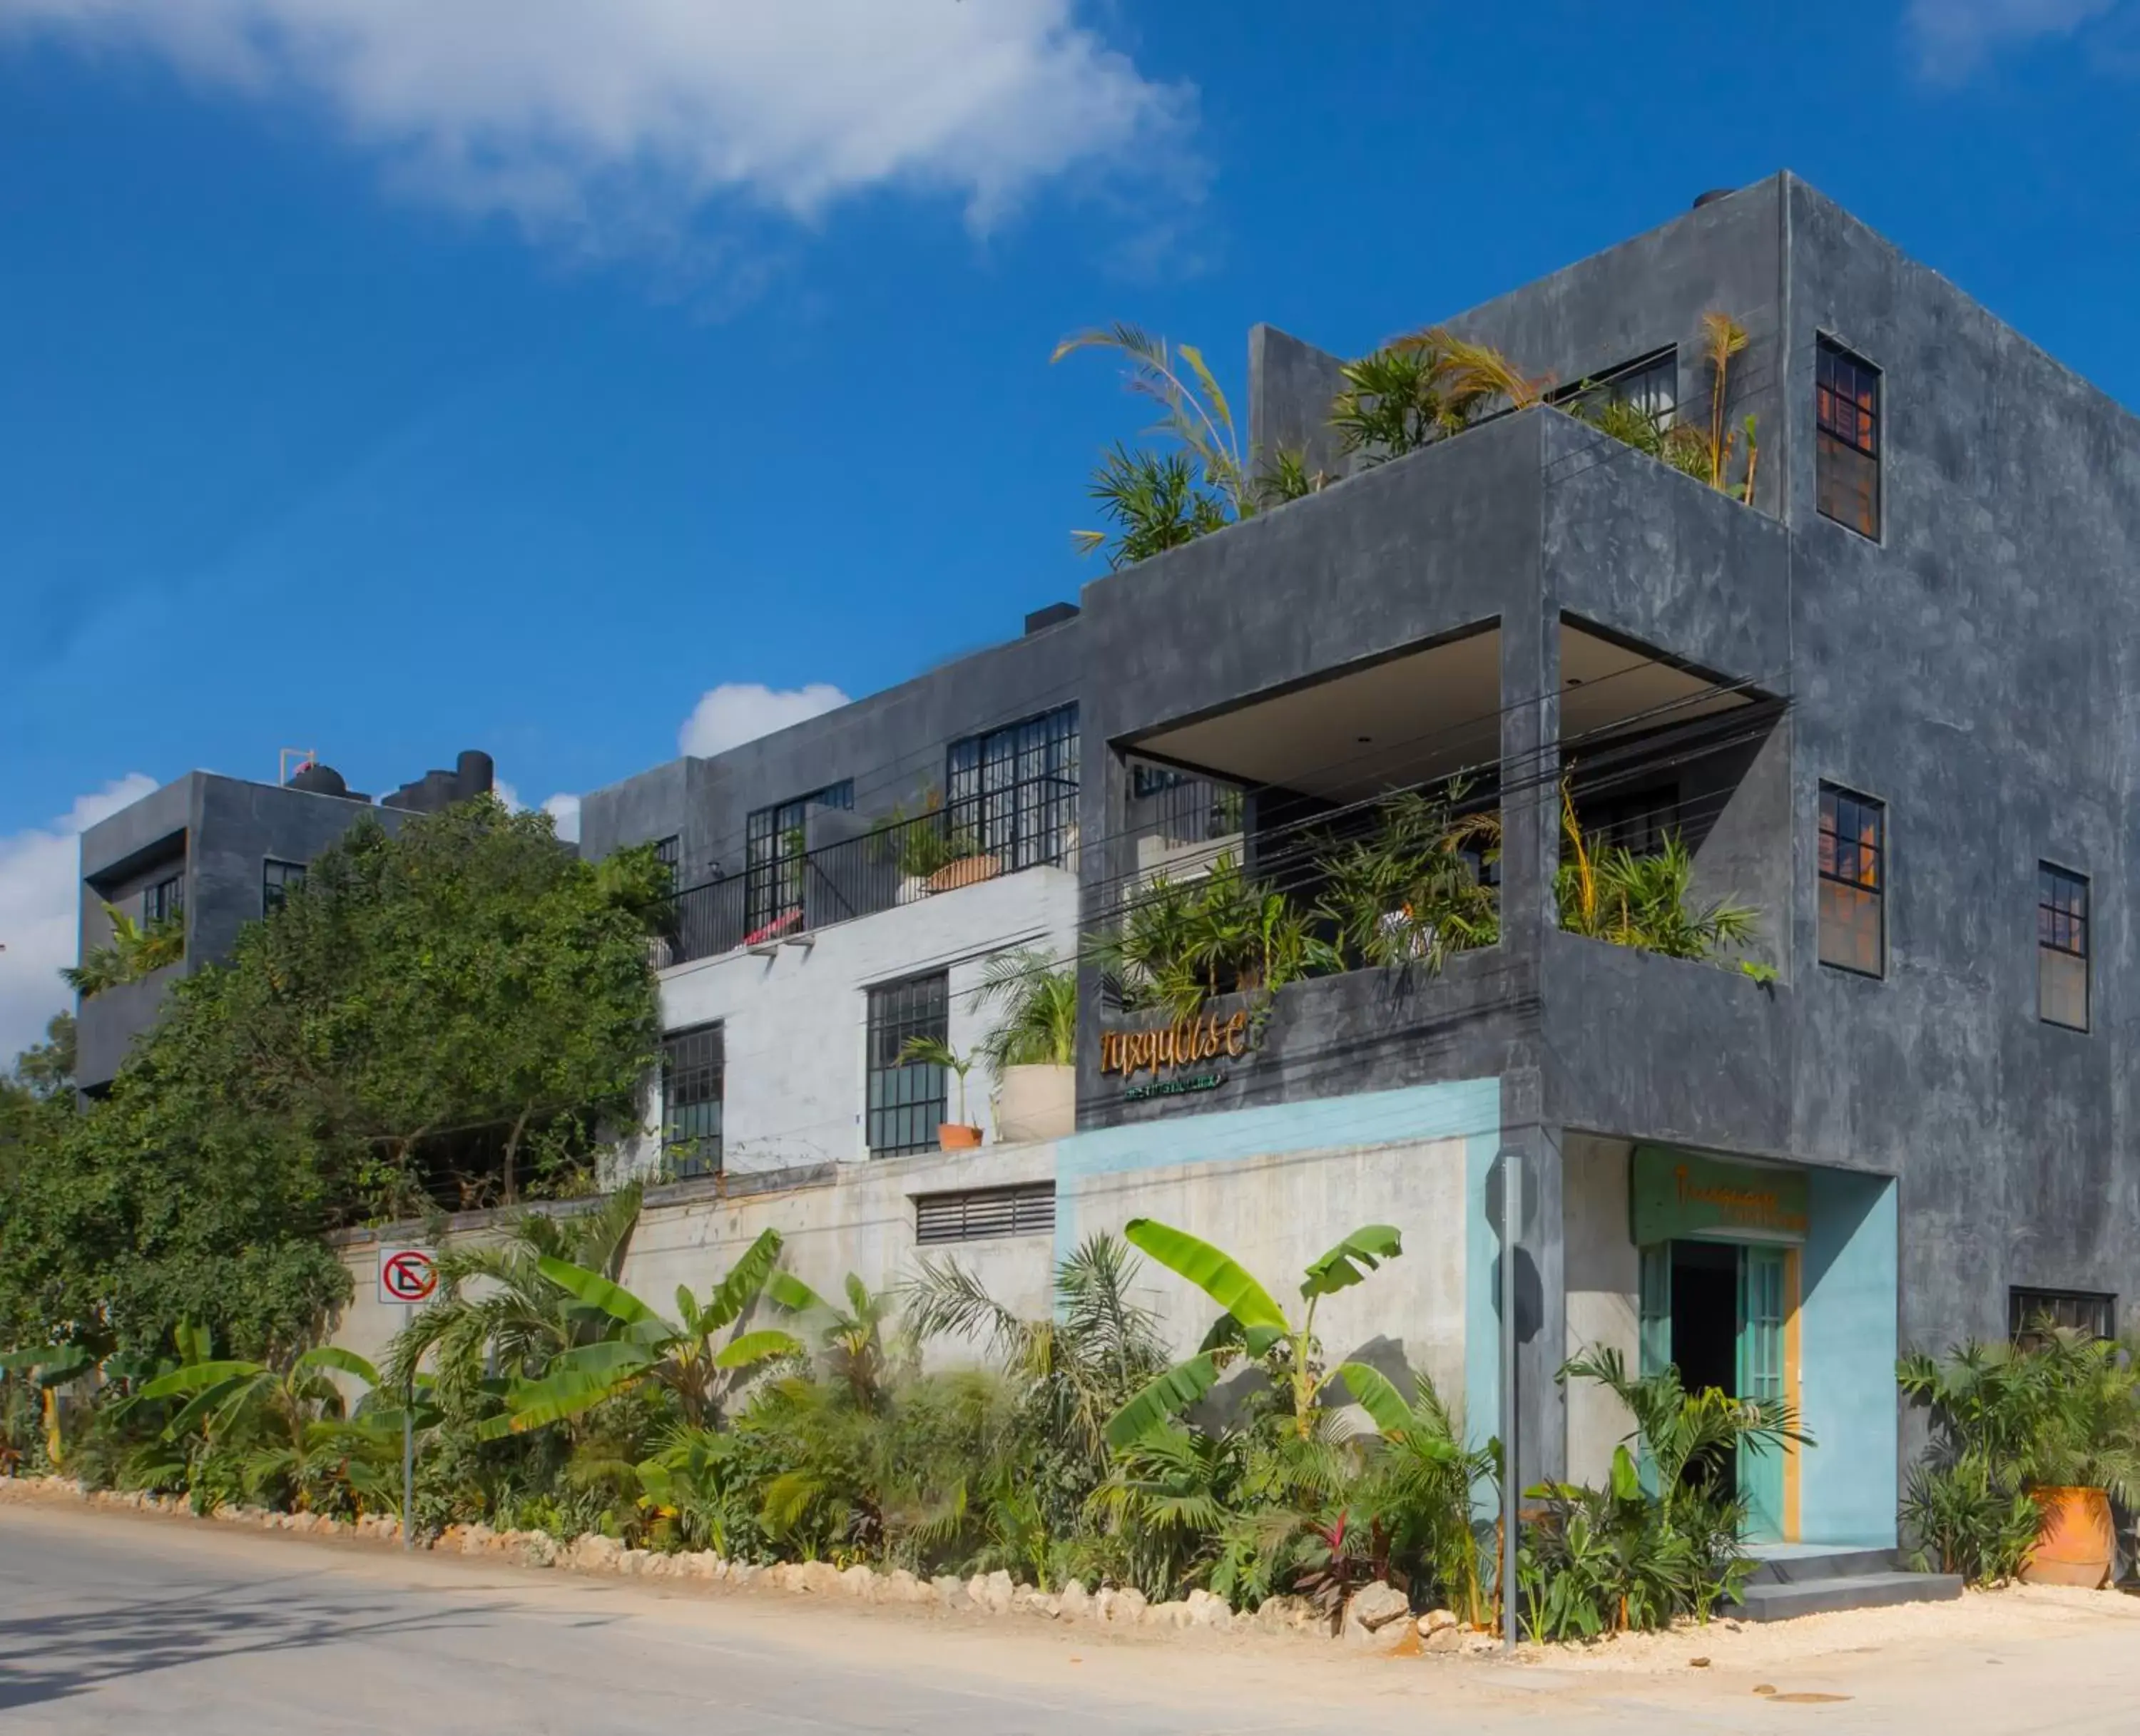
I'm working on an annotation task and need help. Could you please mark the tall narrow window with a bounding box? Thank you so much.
[1818,785,1884,976]
[142,873,184,926]
[2038,864,2089,1032]
[866,971,948,1158]
[263,859,306,915]
[661,1022,724,1178]
[946,704,1079,872]
[1816,339,1881,539]
[744,780,852,937]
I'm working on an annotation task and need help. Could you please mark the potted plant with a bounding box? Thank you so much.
[1898,1324,2140,1589]
[885,792,999,897]
[973,948,1076,1143]
[898,1036,982,1150]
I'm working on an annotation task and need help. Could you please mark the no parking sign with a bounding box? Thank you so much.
[377,1245,438,1307]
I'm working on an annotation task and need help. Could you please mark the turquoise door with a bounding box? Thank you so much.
[1737,1245,1788,1541]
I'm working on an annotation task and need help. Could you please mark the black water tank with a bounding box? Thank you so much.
[1692,188,1736,209]
[287,763,350,797]
[456,749,495,801]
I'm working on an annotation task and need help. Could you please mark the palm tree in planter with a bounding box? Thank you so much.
[898,1036,982,1149]
[972,948,1077,1143]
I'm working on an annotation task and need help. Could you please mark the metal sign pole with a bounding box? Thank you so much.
[402,1300,414,1551]
[1501,1150,1519,1653]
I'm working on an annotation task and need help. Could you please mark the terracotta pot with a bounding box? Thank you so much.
[936,1123,984,1151]
[2022,1486,2115,1588]
[994,1064,1075,1143]
[928,854,1001,894]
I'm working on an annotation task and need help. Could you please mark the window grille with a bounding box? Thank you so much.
[867,971,948,1157]
[914,1183,1056,1245]
[947,705,1079,871]
[1816,339,1881,538]
[661,1022,724,1178]
[1818,784,1884,976]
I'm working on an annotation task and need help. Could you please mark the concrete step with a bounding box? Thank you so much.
[1744,1547,1898,1586]
[1736,1569,1965,1622]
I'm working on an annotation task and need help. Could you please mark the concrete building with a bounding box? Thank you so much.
[96,169,2133,1591]
[557,171,2139,1575]
[73,750,494,1089]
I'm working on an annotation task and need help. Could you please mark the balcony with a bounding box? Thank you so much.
[656,804,1079,970]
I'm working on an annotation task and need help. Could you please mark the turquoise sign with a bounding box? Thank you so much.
[1631,1146,1809,1245]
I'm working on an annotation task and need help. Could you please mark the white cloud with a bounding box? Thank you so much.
[541,793,582,843]
[494,780,581,842]
[0,1,1195,263]
[1906,0,2120,78]
[0,775,158,1065]
[680,681,850,758]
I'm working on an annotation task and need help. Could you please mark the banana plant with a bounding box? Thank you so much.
[133,1334,397,1511]
[0,1343,96,1469]
[1105,1218,1406,1445]
[480,1227,800,1437]
[768,1270,905,1411]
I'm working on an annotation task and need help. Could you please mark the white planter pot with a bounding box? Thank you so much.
[994,1064,1075,1145]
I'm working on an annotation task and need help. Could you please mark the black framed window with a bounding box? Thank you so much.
[744,780,852,936]
[1129,758,1244,848]
[2010,1287,2114,1345]
[263,859,306,915]
[1590,782,1682,857]
[142,873,183,926]
[867,971,948,1158]
[661,1022,724,1178]
[1816,339,1880,539]
[915,1183,1056,1245]
[2037,864,2089,1032]
[653,834,682,892]
[947,705,1079,872]
[1551,345,1678,430]
[1818,785,1885,976]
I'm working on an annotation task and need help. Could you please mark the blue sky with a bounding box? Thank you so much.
[3,0,2139,1051]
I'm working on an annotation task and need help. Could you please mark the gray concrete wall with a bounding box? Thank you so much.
[74,772,410,1088]
[579,613,1087,887]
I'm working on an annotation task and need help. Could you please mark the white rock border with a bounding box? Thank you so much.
[0,1475,1500,1653]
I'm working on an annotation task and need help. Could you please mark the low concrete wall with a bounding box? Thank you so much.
[331,1142,1061,1375]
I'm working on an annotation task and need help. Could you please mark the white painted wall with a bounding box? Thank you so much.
[1562,1133,1640,1486]
[628,866,1079,1177]
[1062,1138,1472,1407]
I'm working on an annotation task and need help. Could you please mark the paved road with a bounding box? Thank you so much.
[4,1501,2139,1735]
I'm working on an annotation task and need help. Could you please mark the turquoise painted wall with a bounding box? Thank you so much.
[1055,1079,1504,1453]
[1798,1168,1899,1546]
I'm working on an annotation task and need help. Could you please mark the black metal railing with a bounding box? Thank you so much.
[654,807,1078,969]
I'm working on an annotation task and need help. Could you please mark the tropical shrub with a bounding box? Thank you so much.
[970,949,1077,1070]
[1053,325,1323,570]
[1521,1349,1810,1639]
[1331,330,1548,464]
[1556,787,1758,962]
[61,904,185,998]
[1897,1325,2140,1581]
[1089,854,1333,1021]
[1311,786,1500,972]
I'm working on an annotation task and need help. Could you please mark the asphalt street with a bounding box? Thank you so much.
[4,1501,2138,1735]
